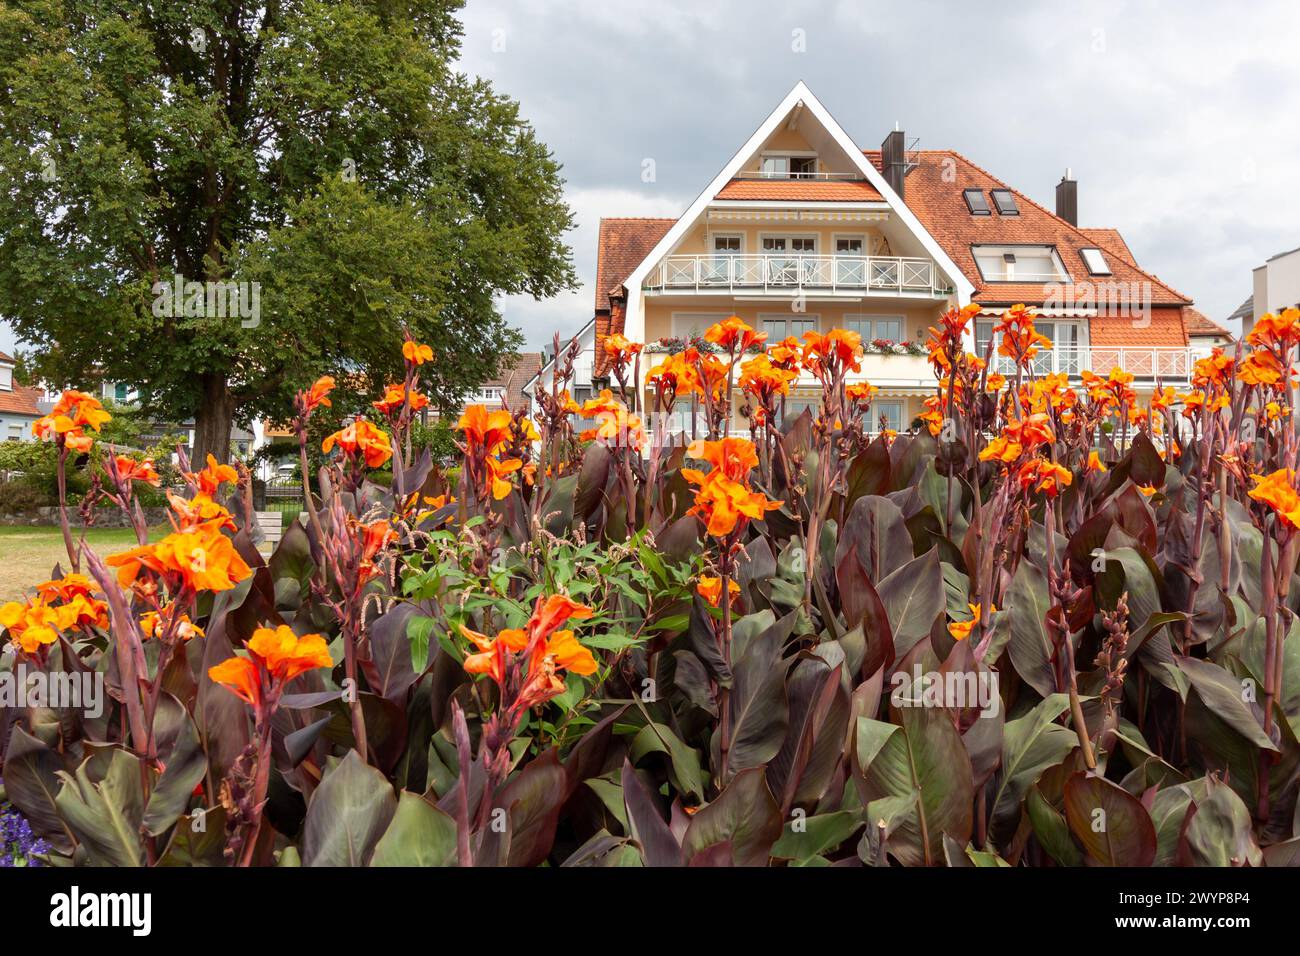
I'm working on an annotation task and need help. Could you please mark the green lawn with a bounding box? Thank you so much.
[0,525,163,603]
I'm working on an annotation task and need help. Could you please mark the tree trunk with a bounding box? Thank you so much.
[192,373,236,465]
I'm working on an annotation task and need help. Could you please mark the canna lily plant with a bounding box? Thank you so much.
[0,311,1297,869]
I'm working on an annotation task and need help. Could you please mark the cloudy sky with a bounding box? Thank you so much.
[4,0,1298,356]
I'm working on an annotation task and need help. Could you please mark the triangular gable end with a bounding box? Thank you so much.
[620,81,976,339]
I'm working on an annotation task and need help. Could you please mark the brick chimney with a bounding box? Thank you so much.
[1055,169,1078,226]
[881,127,906,200]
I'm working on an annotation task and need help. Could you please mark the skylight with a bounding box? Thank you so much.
[963,189,991,215]
[991,189,1019,215]
[1080,248,1112,275]
[973,245,1067,282]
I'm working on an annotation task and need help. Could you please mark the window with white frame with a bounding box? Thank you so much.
[760,154,817,179]
[972,245,1067,283]
[844,315,904,345]
[872,400,904,433]
[762,315,818,342]
[0,365,11,391]
[7,423,24,440]
[778,396,820,427]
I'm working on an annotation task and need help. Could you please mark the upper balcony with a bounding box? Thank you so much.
[642,254,952,299]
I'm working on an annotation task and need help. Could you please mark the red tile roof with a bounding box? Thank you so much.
[485,352,544,410]
[594,218,676,310]
[714,178,883,202]
[894,150,1191,309]
[0,383,42,418]
[0,350,14,364]
[1089,308,1188,348]
[1182,306,1234,339]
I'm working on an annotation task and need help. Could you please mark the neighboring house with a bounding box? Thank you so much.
[575,82,1207,436]
[470,352,543,412]
[1183,307,1235,356]
[1244,246,1300,338]
[0,351,43,442]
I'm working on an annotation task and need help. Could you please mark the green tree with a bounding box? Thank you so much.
[0,0,574,462]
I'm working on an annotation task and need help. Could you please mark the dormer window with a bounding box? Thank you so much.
[973,245,1068,282]
[963,189,991,215]
[760,153,817,179]
[0,364,11,392]
[1080,248,1112,275]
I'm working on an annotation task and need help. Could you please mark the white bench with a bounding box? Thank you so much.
[254,510,283,546]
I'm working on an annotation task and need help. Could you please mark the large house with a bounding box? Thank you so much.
[542,83,1211,435]
[1229,245,1300,341]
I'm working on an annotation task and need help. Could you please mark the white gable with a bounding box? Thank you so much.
[622,82,975,338]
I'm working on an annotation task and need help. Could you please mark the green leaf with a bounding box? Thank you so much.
[1006,561,1057,698]
[54,747,147,867]
[989,693,1077,842]
[301,750,397,866]
[630,723,706,801]
[370,791,458,866]
[142,694,208,837]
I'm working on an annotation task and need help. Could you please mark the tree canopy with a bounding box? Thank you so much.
[0,0,575,461]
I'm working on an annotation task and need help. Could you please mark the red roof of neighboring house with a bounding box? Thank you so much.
[895,150,1192,308]
[0,383,43,418]
[1182,306,1234,339]
[484,352,544,410]
[715,178,884,202]
[594,218,676,310]
[0,350,14,364]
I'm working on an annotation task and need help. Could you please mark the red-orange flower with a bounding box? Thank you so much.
[705,316,767,353]
[189,454,238,495]
[1248,469,1300,529]
[106,520,252,593]
[115,456,161,487]
[208,625,333,709]
[372,384,430,416]
[303,376,335,413]
[323,419,394,469]
[697,576,740,607]
[802,329,863,376]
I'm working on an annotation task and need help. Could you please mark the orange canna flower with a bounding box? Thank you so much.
[1248,469,1300,529]
[697,576,740,608]
[403,341,434,365]
[1017,459,1072,497]
[372,383,430,416]
[303,375,335,413]
[704,316,767,353]
[1246,308,1300,350]
[208,625,333,709]
[190,454,239,495]
[802,328,863,376]
[456,404,514,453]
[484,454,523,499]
[683,436,761,484]
[1086,450,1108,473]
[689,473,782,537]
[115,455,161,488]
[739,353,797,399]
[846,381,879,404]
[323,419,394,469]
[948,602,994,641]
[106,520,252,593]
[140,606,204,641]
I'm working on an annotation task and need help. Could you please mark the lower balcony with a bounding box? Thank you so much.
[986,347,1195,382]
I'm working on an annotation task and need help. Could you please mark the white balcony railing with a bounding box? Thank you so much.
[643,254,948,297]
[985,346,1195,380]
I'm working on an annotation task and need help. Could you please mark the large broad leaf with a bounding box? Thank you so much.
[620,759,681,867]
[370,791,457,866]
[53,747,147,867]
[369,603,419,703]
[1176,776,1263,867]
[681,767,782,867]
[766,654,847,812]
[574,443,611,521]
[838,494,911,582]
[630,722,706,801]
[877,549,945,658]
[771,810,861,864]
[1026,785,1083,866]
[1063,772,1156,866]
[1177,656,1277,751]
[853,709,974,866]
[1149,778,1208,866]
[725,613,790,775]
[2,725,74,852]
[142,694,209,837]
[301,750,397,866]
[490,748,569,867]
[843,438,892,506]
[989,693,1077,842]
[1006,561,1058,698]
